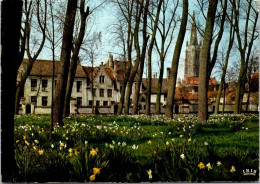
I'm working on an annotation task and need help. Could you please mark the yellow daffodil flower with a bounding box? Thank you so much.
[166,141,169,146]
[23,136,26,140]
[90,148,97,156]
[68,148,73,153]
[204,142,209,146]
[217,161,222,166]
[153,150,157,155]
[206,163,212,170]
[65,137,68,140]
[230,166,236,172]
[38,149,44,155]
[16,140,19,143]
[188,138,191,142]
[89,174,95,181]
[180,154,185,160]
[93,167,101,175]
[147,169,152,179]
[198,162,205,169]
[147,140,152,144]
[179,135,183,138]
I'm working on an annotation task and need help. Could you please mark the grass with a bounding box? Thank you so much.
[14,113,259,182]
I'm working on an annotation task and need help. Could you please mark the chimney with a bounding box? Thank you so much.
[108,53,114,68]
[101,62,103,66]
[167,67,171,78]
[152,72,157,78]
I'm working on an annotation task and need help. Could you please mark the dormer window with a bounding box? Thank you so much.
[99,75,105,83]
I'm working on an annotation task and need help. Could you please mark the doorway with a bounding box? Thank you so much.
[26,104,31,114]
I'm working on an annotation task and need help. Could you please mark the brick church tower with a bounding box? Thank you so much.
[184,12,201,78]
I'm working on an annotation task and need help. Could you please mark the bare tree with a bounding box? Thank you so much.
[154,0,179,114]
[131,0,150,115]
[1,0,23,181]
[145,0,163,115]
[198,0,218,123]
[165,0,188,118]
[63,0,90,117]
[110,0,135,115]
[214,9,235,114]
[230,0,259,114]
[123,0,148,114]
[15,0,47,114]
[52,0,78,126]
[245,49,259,111]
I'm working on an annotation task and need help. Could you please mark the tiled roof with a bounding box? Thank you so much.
[82,66,99,81]
[18,59,86,78]
[183,77,218,85]
[141,78,169,94]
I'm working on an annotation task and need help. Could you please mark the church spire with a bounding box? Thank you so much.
[190,11,198,45]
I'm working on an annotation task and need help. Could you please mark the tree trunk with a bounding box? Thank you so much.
[63,3,89,117]
[198,0,218,123]
[155,56,164,114]
[221,80,226,115]
[214,17,235,114]
[116,0,134,115]
[52,0,77,126]
[207,0,227,78]
[1,0,22,181]
[146,0,163,115]
[165,0,188,118]
[124,0,145,114]
[132,0,149,115]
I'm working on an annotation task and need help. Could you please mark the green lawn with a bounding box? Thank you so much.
[14,114,259,182]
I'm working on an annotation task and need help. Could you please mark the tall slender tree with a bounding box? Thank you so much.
[145,0,163,115]
[124,0,146,114]
[52,0,78,126]
[154,0,179,114]
[214,9,235,114]
[111,0,134,115]
[231,0,258,114]
[132,0,150,115]
[63,0,90,117]
[198,0,218,123]
[165,0,188,118]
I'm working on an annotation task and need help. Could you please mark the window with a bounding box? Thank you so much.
[103,101,108,106]
[76,97,82,106]
[31,96,37,104]
[31,79,37,91]
[89,100,93,105]
[76,81,82,92]
[107,89,112,97]
[99,75,105,83]
[96,101,100,106]
[42,79,48,91]
[139,104,142,110]
[99,89,104,97]
[42,96,48,106]
[92,88,96,97]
